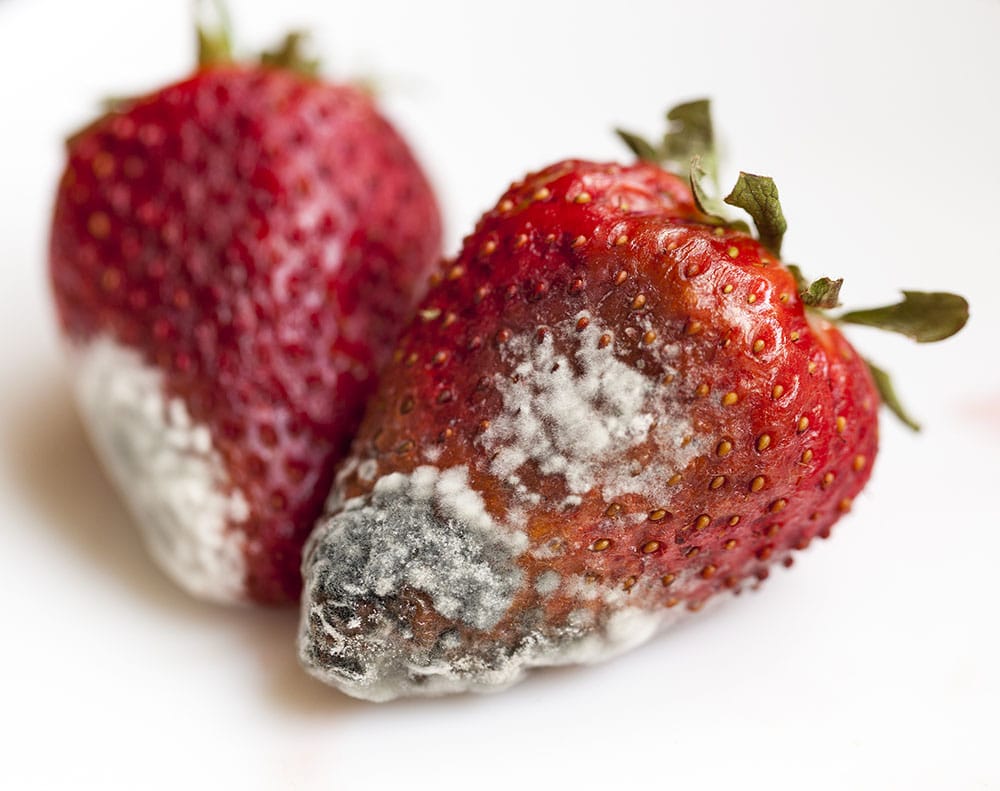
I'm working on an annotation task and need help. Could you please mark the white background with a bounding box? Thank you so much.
[2,0,999,788]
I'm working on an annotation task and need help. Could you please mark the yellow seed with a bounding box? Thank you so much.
[632,293,647,310]
[590,538,611,552]
[480,240,497,256]
[717,439,733,457]
[668,473,683,486]
[836,416,847,434]
[648,509,668,522]
[571,235,587,248]
[772,385,785,399]
[722,391,739,406]
[694,514,711,530]
[641,541,660,554]
[823,472,836,488]
[497,198,514,213]
[615,270,628,285]
[753,338,766,353]
[533,187,551,201]
[642,330,657,345]
[574,191,592,204]
[750,476,766,492]
[87,211,111,239]
[747,294,757,304]
[724,539,737,551]
[661,574,676,586]
[447,264,465,280]
[615,234,629,246]
[696,383,710,397]
[701,565,717,579]
[100,269,122,291]
[92,152,115,178]
[790,331,800,341]
[729,515,741,526]
[801,449,814,464]
[853,454,867,472]
[771,498,787,513]
[756,434,772,452]
[808,361,818,374]
[723,284,734,294]
[779,292,790,303]
[686,320,703,335]
[623,576,636,590]
[797,416,810,433]
[727,246,739,258]
[605,503,622,517]
[514,233,529,248]
[839,498,853,512]
[710,476,726,490]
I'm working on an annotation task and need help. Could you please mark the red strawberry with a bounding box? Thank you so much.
[298,101,967,699]
[49,13,442,604]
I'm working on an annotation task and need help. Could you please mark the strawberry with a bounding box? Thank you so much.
[298,100,967,699]
[49,6,442,604]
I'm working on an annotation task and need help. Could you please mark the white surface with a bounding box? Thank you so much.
[1,0,998,788]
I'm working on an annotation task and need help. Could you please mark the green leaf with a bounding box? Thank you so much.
[865,359,921,432]
[839,291,969,343]
[662,99,716,186]
[688,155,726,222]
[723,172,787,256]
[196,0,234,67]
[801,277,843,309]
[259,31,320,77]
[615,129,660,163]
[615,99,717,182]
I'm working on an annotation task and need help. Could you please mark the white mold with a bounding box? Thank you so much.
[71,336,249,603]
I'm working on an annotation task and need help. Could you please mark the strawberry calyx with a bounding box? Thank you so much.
[195,0,319,76]
[619,99,970,431]
[195,0,234,67]
[616,98,718,184]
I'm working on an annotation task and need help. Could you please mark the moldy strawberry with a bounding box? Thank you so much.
[299,100,967,699]
[49,3,442,604]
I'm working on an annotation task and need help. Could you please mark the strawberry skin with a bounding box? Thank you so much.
[50,64,442,604]
[299,159,878,699]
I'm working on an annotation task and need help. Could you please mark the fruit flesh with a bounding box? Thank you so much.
[50,65,442,603]
[300,160,878,697]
